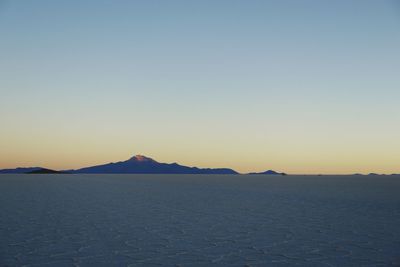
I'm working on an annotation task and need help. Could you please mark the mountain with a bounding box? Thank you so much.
[248,170,286,175]
[67,155,238,174]
[0,167,43,174]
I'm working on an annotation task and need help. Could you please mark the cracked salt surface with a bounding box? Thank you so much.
[0,174,399,266]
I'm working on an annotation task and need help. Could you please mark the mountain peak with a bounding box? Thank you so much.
[128,155,156,162]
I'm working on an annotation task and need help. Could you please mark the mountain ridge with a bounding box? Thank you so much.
[67,155,238,174]
[0,154,286,175]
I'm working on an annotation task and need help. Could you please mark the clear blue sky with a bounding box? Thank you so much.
[1,0,399,174]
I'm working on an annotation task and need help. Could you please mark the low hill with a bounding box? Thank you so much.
[248,170,286,175]
[0,167,43,174]
[26,168,67,174]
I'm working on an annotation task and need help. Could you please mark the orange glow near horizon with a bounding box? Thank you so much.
[1,143,399,175]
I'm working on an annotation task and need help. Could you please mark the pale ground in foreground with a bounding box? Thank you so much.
[0,174,399,266]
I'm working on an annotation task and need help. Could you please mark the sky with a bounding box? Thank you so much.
[0,0,399,174]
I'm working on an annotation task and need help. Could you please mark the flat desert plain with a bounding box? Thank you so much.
[0,174,399,266]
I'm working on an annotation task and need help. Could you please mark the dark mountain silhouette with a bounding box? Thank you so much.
[66,155,238,174]
[0,167,42,174]
[27,168,67,174]
[0,155,289,175]
[248,170,286,175]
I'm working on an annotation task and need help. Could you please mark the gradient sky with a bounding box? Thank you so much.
[1,0,399,174]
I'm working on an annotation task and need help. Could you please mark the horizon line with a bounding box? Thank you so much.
[0,154,398,176]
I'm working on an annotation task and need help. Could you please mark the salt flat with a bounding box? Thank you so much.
[0,174,399,266]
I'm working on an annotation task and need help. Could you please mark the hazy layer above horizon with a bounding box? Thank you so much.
[0,1,399,174]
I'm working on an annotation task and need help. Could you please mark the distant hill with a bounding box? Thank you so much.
[27,168,67,174]
[66,155,238,174]
[248,170,286,175]
[0,167,42,174]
